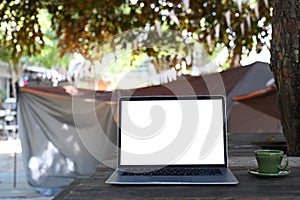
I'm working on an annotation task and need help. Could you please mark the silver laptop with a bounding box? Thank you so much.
[106,95,238,184]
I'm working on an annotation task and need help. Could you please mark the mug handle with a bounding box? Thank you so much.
[278,155,289,170]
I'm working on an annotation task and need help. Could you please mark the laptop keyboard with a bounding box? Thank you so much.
[121,168,222,176]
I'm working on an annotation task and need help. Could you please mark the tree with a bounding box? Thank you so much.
[2,0,299,156]
[21,9,70,68]
[0,3,69,97]
[0,1,44,61]
[1,0,272,68]
[271,0,300,155]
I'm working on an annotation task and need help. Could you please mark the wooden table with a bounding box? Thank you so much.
[54,133,300,199]
[54,166,300,200]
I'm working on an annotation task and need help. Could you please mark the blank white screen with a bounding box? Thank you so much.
[120,98,225,165]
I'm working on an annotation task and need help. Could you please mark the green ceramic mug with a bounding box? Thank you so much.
[255,149,289,174]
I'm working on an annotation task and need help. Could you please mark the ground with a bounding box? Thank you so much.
[0,139,52,200]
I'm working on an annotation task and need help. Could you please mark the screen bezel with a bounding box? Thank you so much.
[117,95,228,169]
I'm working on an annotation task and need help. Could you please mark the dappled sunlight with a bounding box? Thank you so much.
[28,142,76,183]
[64,134,81,155]
[72,142,81,155]
[65,135,74,143]
[60,124,81,155]
[61,123,69,131]
[62,124,82,154]
[55,157,75,174]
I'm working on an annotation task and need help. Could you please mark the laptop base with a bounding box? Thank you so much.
[106,168,238,185]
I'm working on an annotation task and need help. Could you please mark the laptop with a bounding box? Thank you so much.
[106,95,238,184]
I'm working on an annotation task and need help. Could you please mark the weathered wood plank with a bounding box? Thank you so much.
[54,168,300,200]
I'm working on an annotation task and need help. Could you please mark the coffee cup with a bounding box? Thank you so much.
[255,149,289,174]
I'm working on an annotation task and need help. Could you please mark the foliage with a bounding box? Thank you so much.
[0,0,44,63]
[21,8,70,68]
[0,0,272,70]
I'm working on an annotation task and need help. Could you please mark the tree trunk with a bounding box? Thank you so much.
[8,61,16,98]
[7,61,22,99]
[271,0,300,155]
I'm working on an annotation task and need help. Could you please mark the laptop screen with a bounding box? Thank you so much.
[118,96,226,166]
